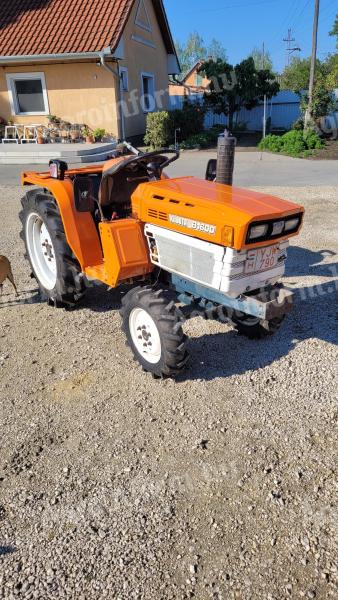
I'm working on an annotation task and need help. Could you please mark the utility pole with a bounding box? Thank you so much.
[283,29,301,66]
[305,0,320,128]
[262,42,267,140]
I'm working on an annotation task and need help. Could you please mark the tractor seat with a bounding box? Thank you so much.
[99,156,150,218]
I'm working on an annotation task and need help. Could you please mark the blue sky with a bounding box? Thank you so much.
[164,0,337,73]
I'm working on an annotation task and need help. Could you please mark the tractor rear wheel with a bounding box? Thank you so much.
[20,189,85,307]
[121,286,189,378]
[232,315,285,339]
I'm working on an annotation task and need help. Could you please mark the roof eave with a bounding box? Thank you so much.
[0,51,115,66]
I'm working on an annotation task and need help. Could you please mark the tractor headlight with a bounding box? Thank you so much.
[248,223,269,240]
[284,217,300,232]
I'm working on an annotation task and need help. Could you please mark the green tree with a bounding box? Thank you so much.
[175,32,206,74]
[207,39,227,62]
[282,57,322,93]
[199,57,280,130]
[329,14,338,47]
[175,33,227,75]
[249,47,273,71]
[301,84,337,124]
[324,53,338,89]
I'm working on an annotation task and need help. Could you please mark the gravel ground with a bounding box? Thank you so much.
[0,184,337,600]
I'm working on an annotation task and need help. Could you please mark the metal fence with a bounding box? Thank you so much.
[169,90,302,131]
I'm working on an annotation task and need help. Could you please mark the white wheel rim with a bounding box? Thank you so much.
[129,308,162,364]
[26,212,57,290]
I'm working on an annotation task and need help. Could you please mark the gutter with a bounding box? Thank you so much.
[98,52,126,142]
[0,52,103,65]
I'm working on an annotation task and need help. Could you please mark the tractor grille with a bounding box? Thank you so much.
[147,208,168,222]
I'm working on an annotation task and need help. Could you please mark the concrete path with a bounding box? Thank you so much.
[0,150,337,187]
[165,150,338,187]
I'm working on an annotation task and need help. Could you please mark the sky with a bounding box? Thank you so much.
[164,0,337,73]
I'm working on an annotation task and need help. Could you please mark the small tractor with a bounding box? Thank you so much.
[20,135,304,378]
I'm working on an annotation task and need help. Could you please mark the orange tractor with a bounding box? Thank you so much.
[20,139,304,377]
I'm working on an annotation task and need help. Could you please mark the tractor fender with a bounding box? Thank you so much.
[23,177,103,270]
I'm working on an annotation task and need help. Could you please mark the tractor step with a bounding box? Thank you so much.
[84,263,109,283]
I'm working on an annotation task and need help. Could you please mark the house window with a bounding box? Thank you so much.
[6,72,49,116]
[120,67,129,92]
[141,73,155,112]
[195,74,203,87]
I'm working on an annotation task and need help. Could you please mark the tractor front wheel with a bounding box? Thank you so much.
[121,286,189,378]
[20,190,85,307]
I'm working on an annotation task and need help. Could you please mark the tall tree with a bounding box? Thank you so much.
[281,57,326,93]
[175,33,227,75]
[207,39,227,62]
[329,14,338,47]
[249,47,273,71]
[199,57,279,130]
[175,32,206,74]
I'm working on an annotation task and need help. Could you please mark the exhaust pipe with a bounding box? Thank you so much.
[216,129,236,186]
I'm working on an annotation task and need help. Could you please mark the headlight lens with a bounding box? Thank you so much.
[249,223,269,240]
[284,217,300,232]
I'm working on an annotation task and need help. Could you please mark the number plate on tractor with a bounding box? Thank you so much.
[245,245,279,274]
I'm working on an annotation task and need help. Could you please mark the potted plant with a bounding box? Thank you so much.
[93,128,106,142]
[47,114,60,125]
[82,126,94,143]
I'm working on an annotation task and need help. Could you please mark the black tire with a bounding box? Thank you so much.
[121,286,189,378]
[19,189,86,307]
[232,315,285,339]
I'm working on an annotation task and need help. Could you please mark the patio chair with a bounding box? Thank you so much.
[2,125,22,144]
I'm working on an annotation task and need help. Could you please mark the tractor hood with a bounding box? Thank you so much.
[131,177,304,250]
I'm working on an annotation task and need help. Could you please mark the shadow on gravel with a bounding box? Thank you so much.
[0,546,16,556]
[0,288,40,308]
[286,246,337,278]
[7,248,337,382]
[176,246,338,381]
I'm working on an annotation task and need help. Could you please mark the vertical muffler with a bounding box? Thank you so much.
[216,129,236,185]
[205,129,237,185]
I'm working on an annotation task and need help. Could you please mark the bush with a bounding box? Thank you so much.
[292,117,304,131]
[180,127,224,150]
[144,101,206,149]
[259,134,284,153]
[258,129,324,157]
[281,130,307,156]
[303,129,324,150]
[144,111,170,149]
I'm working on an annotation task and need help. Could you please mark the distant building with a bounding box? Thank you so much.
[169,60,210,97]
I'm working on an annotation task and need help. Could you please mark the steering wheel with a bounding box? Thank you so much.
[103,148,179,180]
[138,149,179,179]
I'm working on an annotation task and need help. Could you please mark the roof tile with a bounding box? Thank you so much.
[0,0,135,56]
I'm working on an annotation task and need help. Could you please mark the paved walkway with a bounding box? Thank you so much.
[0,150,337,187]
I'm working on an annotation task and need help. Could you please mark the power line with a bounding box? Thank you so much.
[181,0,280,16]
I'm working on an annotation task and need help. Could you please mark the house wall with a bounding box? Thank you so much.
[0,62,119,135]
[0,0,172,139]
[119,0,170,137]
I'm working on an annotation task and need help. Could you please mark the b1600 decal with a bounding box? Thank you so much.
[169,215,216,235]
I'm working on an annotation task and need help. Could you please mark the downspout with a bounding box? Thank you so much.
[98,52,125,142]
